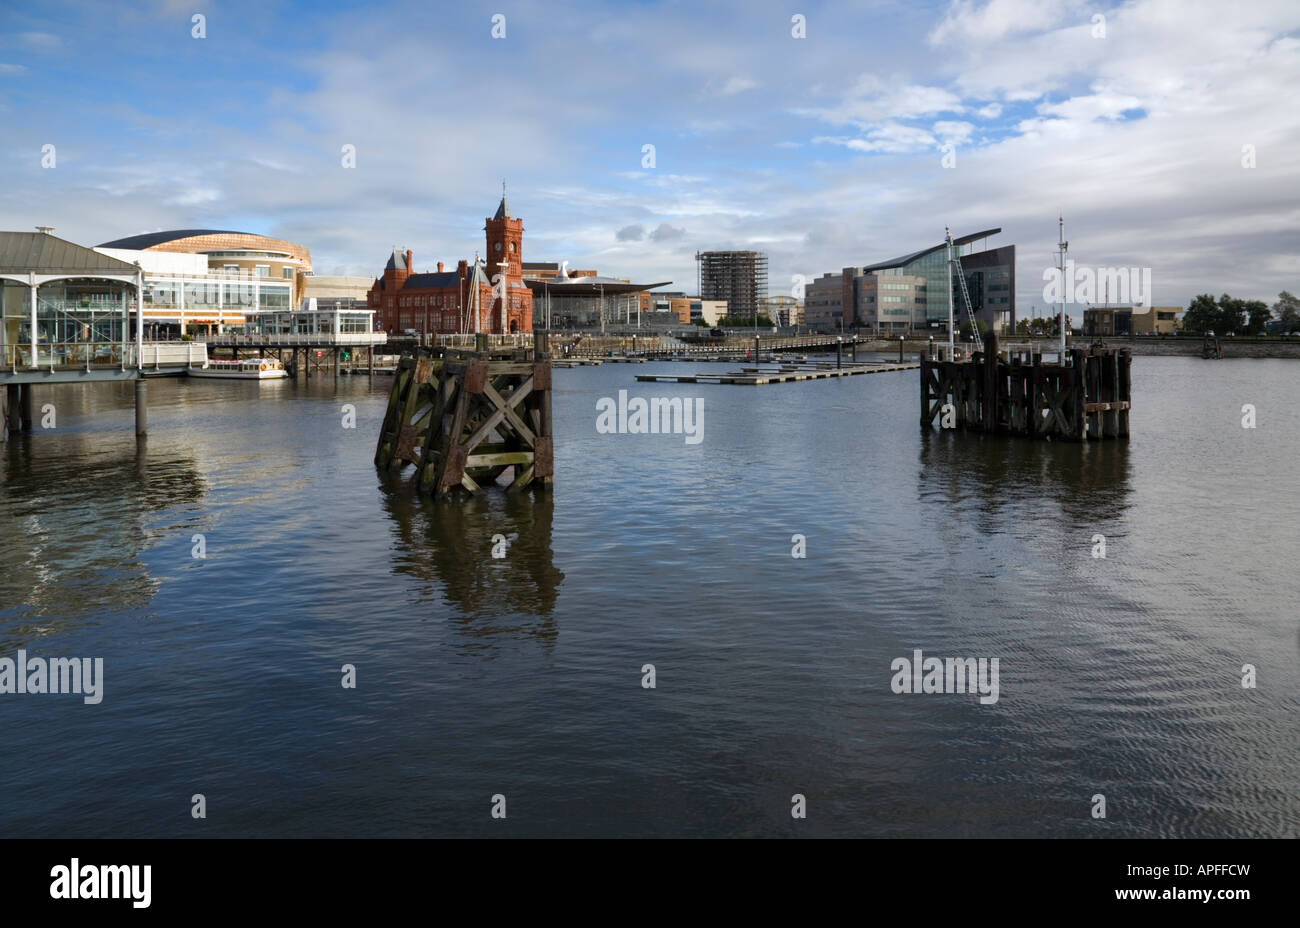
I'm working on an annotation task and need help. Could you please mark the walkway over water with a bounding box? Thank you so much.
[201,331,387,349]
[1,341,207,384]
[637,360,919,385]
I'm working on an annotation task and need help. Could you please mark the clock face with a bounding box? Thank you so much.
[494,242,501,251]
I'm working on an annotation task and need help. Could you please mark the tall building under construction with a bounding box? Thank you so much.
[695,250,768,322]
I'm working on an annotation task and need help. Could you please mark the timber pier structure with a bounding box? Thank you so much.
[375,337,553,498]
[919,331,1132,441]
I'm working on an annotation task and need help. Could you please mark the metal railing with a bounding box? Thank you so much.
[2,341,207,371]
[430,333,535,348]
[199,332,387,346]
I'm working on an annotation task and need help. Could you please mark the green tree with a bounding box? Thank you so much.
[1272,290,1300,328]
[717,315,775,327]
[1217,294,1245,334]
[1244,300,1270,335]
[1181,294,1218,334]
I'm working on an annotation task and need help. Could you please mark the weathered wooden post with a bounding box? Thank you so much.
[982,327,999,432]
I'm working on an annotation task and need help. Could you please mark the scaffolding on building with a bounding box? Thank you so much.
[695,251,768,324]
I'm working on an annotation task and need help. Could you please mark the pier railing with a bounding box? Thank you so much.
[200,332,388,347]
[431,333,535,349]
[3,341,207,372]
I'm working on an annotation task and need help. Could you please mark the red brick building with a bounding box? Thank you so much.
[369,193,534,334]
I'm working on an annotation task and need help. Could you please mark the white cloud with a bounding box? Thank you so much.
[929,0,1074,46]
[933,120,975,144]
[795,76,965,127]
[814,121,938,153]
[720,76,759,96]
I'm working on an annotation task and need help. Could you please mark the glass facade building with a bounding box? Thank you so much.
[862,229,1015,333]
[241,308,378,337]
[139,271,292,336]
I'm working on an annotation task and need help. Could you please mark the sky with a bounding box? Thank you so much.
[1,0,1298,316]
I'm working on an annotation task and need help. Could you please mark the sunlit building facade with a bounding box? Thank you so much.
[861,228,1015,333]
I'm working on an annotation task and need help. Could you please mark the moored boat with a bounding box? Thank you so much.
[187,358,288,380]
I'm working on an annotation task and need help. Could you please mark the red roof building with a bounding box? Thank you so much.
[368,192,534,335]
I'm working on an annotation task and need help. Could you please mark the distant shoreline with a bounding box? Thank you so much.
[851,335,1300,359]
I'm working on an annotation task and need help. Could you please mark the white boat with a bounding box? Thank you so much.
[188,358,288,380]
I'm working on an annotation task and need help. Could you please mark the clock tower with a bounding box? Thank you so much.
[481,183,533,333]
[484,182,523,282]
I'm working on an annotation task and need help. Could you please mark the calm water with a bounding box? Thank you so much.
[0,356,1296,837]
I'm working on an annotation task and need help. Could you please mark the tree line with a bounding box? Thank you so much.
[1180,291,1299,335]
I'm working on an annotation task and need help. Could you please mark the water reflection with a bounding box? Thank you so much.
[0,433,206,637]
[379,475,564,643]
[916,430,1134,526]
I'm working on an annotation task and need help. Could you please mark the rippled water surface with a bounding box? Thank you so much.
[0,356,1296,836]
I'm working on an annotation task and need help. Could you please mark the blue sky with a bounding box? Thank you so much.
[2,0,1298,314]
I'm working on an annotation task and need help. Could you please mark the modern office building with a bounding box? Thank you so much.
[368,192,534,335]
[850,271,928,332]
[804,267,929,332]
[696,251,768,322]
[803,273,844,330]
[859,228,1015,333]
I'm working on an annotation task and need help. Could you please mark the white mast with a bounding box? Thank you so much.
[1057,216,1069,361]
[945,225,954,357]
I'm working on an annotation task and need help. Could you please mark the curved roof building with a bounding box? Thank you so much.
[97,229,312,274]
[857,227,1012,330]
